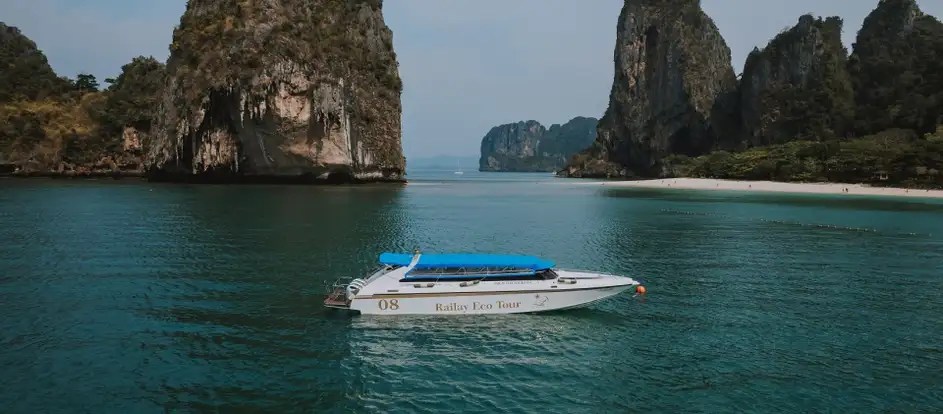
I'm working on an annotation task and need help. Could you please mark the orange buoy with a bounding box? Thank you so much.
[635,285,646,294]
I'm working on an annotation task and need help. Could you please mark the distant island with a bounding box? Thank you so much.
[562,0,943,189]
[0,0,405,184]
[479,117,597,172]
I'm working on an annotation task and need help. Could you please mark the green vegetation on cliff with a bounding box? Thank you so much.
[0,22,165,174]
[848,0,943,136]
[738,15,855,147]
[663,128,943,188]
[168,0,401,98]
[0,24,71,103]
[100,57,165,139]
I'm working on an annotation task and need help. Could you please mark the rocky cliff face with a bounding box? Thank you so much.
[479,117,597,172]
[738,15,855,146]
[848,0,943,135]
[146,0,405,183]
[555,0,943,187]
[561,0,738,178]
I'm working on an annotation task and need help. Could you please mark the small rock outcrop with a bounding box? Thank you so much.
[146,0,405,183]
[738,14,855,147]
[479,117,597,172]
[561,0,738,178]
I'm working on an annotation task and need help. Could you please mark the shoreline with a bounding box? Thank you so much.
[558,177,943,199]
[0,171,145,180]
[0,171,408,185]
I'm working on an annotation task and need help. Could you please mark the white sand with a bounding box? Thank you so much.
[561,177,943,199]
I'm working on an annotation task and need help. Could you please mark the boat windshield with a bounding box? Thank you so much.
[399,267,558,282]
[365,264,401,283]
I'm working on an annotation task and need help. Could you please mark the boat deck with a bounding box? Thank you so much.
[323,289,350,309]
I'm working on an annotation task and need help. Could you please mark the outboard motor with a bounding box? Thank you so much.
[346,278,367,301]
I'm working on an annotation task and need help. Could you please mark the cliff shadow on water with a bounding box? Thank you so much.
[144,166,408,185]
[598,185,943,240]
[600,185,943,211]
[156,183,409,274]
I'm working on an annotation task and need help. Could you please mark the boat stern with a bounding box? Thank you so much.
[323,277,369,310]
[323,288,351,310]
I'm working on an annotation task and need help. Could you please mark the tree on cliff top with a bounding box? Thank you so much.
[74,73,100,94]
[100,57,166,135]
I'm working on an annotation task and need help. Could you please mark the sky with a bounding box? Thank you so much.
[2,0,941,159]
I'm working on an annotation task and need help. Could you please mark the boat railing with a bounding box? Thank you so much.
[364,265,397,283]
[555,267,623,277]
[323,264,396,293]
[319,263,406,309]
[324,278,343,293]
[323,278,352,301]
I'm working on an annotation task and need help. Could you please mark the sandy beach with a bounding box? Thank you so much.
[567,177,943,199]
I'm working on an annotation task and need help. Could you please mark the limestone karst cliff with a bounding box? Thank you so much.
[561,0,738,178]
[738,14,855,147]
[561,0,943,188]
[479,117,597,172]
[146,0,405,183]
[848,0,943,136]
[560,0,737,177]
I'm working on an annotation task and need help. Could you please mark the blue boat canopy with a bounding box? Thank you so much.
[378,252,555,270]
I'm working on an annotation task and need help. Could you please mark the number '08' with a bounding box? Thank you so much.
[377,299,399,310]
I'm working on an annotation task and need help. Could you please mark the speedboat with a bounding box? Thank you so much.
[323,251,644,315]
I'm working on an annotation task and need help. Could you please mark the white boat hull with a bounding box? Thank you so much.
[349,284,635,315]
[324,252,644,315]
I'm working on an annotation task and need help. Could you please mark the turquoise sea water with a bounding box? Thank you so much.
[1,171,942,413]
